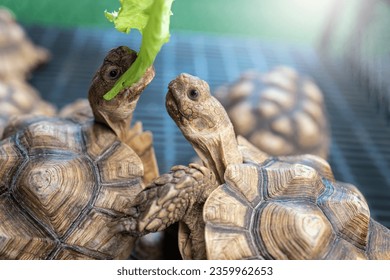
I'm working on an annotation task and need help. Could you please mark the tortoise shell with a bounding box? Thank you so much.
[58,98,159,185]
[114,73,389,260]
[58,99,92,123]
[0,80,56,138]
[0,116,144,259]
[214,67,329,158]
[0,8,49,82]
[203,140,390,260]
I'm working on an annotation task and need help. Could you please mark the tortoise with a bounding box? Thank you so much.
[214,66,329,158]
[0,46,160,259]
[111,73,390,260]
[57,98,158,185]
[0,8,49,82]
[0,80,56,139]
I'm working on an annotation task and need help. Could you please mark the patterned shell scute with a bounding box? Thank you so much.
[205,225,259,260]
[0,195,57,259]
[82,121,117,160]
[215,67,329,158]
[276,154,335,181]
[323,238,367,260]
[204,155,375,260]
[17,119,83,155]
[317,180,370,249]
[204,182,260,260]
[63,209,135,260]
[11,119,95,237]
[97,141,144,185]
[366,220,390,260]
[262,160,324,201]
[0,116,144,259]
[204,184,253,229]
[223,164,262,205]
[87,121,144,214]
[259,201,334,259]
[13,154,95,237]
[0,137,23,194]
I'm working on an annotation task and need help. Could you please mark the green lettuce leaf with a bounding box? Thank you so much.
[103,0,174,100]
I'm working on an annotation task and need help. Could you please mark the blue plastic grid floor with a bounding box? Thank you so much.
[25,25,390,229]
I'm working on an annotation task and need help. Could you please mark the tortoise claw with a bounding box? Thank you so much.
[122,205,140,216]
[109,217,139,236]
[189,163,215,182]
[189,163,207,175]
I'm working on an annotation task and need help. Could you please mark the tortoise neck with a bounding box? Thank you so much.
[193,124,243,185]
[92,98,138,143]
[111,103,136,142]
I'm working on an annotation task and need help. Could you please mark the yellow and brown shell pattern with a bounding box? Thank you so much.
[0,116,144,259]
[204,153,390,260]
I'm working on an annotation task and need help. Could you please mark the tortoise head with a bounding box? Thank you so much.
[88,46,155,140]
[166,73,229,138]
[166,73,242,184]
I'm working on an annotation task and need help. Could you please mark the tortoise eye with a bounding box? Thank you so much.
[109,70,118,78]
[188,89,199,100]
[106,66,121,80]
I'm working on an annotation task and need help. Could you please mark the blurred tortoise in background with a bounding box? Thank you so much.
[215,66,329,158]
[0,46,159,259]
[0,80,56,139]
[112,73,390,260]
[0,8,54,139]
[0,8,49,82]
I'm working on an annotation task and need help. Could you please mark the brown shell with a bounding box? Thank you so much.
[58,99,93,123]
[0,80,56,138]
[214,67,329,158]
[59,98,159,185]
[0,8,49,82]
[0,116,145,259]
[204,154,390,260]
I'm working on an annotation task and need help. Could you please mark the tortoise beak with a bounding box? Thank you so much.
[166,89,180,122]
[116,65,155,103]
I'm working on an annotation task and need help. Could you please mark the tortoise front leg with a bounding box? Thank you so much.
[110,164,217,237]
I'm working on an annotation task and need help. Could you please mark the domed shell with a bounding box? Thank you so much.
[214,67,329,158]
[203,155,390,260]
[58,98,159,185]
[0,117,144,259]
[58,99,93,123]
[0,80,56,138]
[0,8,49,81]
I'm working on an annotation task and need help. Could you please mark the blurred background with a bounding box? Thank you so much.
[1,0,390,232]
[1,0,336,44]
